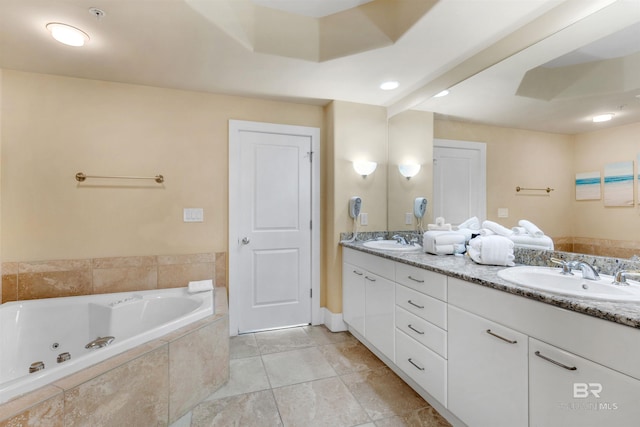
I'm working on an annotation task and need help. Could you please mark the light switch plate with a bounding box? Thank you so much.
[360,213,368,226]
[184,208,204,222]
[497,208,509,218]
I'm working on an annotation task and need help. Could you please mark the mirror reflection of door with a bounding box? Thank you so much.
[433,139,486,225]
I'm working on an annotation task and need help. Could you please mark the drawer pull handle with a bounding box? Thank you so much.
[408,358,425,371]
[534,351,577,371]
[365,276,376,282]
[408,324,425,335]
[353,270,363,276]
[486,329,517,344]
[407,300,424,309]
[408,275,425,283]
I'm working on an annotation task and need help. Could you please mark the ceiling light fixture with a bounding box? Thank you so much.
[592,113,614,123]
[434,90,449,98]
[46,23,89,47]
[380,81,399,91]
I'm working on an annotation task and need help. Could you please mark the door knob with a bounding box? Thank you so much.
[241,237,250,245]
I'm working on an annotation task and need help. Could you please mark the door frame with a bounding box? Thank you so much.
[228,120,321,336]
[433,138,487,223]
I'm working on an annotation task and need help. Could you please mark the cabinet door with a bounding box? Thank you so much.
[342,262,365,337]
[365,272,395,361]
[448,306,528,427]
[529,338,640,427]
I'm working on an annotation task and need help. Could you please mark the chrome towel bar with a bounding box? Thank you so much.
[75,172,164,183]
[515,186,554,193]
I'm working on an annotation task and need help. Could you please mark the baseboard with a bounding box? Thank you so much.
[321,308,348,332]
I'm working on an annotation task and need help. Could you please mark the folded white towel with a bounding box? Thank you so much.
[479,228,495,236]
[432,232,466,246]
[482,220,513,236]
[518,219,544,237]
[510,234,554,250]
[457,216,481,230]
[455,228,474,242]
[188,279,214,293]
[511,226,527,235]
[427,223,452,231]
[434,244,455,255]
[423,231,466,254]
[467,235,515,266]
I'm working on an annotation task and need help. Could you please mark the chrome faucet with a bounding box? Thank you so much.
[85,336,115,349]
[569,261,600,281]
[392,234,408,245]
[613,270,640,286]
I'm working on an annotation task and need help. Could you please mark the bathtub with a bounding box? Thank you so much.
[0,286,214,404]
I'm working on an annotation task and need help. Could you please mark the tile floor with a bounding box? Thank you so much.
[170,325,452,427]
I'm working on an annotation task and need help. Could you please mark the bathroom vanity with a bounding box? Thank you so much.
[341,244,640,427]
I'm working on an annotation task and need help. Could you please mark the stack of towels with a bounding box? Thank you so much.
[476,219,554,250]
[423,230,467,255]
[467,235,515,266]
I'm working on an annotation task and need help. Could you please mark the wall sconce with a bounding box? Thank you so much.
[398,163,421,180]
[353,161,377,178]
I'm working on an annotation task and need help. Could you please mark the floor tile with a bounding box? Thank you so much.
[272,377,370,427]
[207,356,270,400]
[318,341,386,375]
[341,367,428,421]
[374,406,452,427]
[191,390,282,427]
[254,327,315,355]
[302,325,357,345]
[230,334,260,359]
[262,347,336,388]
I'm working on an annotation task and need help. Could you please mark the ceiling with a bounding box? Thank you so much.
[0,0,638,134]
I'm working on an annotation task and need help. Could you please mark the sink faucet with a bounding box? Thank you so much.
[568,261,600,281]
[392,234,408,245]
[613,270,640,286]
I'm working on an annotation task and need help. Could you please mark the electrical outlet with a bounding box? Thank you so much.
[405,213,413,225]
[184,208,204,222]
[360,212,368,226]
[497,208,509,218]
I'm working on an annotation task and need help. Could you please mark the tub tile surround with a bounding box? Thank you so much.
[1,252,226,303]
[0,287,230,426]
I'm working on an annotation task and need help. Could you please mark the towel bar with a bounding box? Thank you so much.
[516,186,553,193]
[75,172,164,183]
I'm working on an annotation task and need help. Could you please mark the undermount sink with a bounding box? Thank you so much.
[363,240,422,252]
[497,266,640,302]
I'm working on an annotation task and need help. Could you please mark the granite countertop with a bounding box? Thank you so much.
[341,241,640,330]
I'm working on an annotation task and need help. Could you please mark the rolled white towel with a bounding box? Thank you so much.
[511,226,527,235]
[467,235,515,266]
[518,219,544,237]
[434,244,455,255]
[457,216,480,230]
[188,279,214,293]
[455,228,474,242]
[482,220,513,236]
[510,234,554,250]
[432,232,466,246]
[427,223,452,231]
[479,228,495,236]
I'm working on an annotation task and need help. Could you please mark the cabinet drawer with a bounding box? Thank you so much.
[396,306,447,358]
[396,329,447,406]
[343,248,395,280]
[395,262,447,301]
[396,284,447,330]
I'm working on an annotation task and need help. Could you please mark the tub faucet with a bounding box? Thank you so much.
[392,235,408,245]
[569,261,600,281]
[85,336,115,349]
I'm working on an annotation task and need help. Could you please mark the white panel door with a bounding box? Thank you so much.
[234,126,312,333]
[433,139,486,225]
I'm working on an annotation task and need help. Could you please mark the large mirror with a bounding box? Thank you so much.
[388,2,640,258]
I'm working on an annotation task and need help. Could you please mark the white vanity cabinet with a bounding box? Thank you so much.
[395,263,449,406]
[342,248,395,361]
[529,338,640,427]
[448,305,528,427]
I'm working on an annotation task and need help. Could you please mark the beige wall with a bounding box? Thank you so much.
[1,70,323,263]
[324,100,387,314]
[573,122,640,242]
[388,110,434,230]
[434,119,574,238]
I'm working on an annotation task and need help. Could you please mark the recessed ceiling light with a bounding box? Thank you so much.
[380,81,399,91]
[46,23,89,47]
[592,113,614,123]
[434,90,449,98]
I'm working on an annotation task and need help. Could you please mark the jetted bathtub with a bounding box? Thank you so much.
[0,287,214,404]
